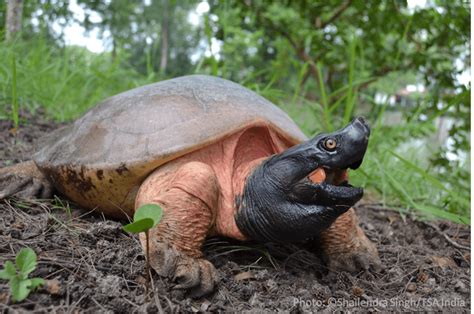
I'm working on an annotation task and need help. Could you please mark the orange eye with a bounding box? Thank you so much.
[324,138,337,151]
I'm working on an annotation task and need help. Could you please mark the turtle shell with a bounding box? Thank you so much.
[34,75,307,216]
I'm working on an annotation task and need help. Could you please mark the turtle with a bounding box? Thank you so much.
[0,75,380,297]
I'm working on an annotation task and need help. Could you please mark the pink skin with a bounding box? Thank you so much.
[136,126,291,246]
[134,125,379,297]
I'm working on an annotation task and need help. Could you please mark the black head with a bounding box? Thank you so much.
[309,116,370,171]
[235,117,371,243]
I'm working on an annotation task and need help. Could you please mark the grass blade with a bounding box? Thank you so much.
[376,158,468,224]
[316,62,332,131]
[11,54,19,129]
[343,36,356,124]
[388,150,470,208]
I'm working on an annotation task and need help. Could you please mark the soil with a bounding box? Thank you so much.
[0,113,471,313]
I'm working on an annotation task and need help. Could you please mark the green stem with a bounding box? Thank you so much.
[11,54,18,130]
[145,230,150,299]
[316,62,332,131]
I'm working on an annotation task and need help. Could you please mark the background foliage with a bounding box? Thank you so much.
[0,0,470,223]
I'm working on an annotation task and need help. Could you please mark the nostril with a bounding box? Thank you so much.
[355,116,367,126]
[353,117,370,134]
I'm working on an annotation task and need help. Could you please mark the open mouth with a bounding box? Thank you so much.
[307,159,363,187]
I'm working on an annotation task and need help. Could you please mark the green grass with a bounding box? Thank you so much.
[10,55,19,128]
[0,38,470,225]
[0,38,156,122]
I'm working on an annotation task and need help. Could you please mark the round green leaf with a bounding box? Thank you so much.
[0,261,16,280]
[123,218,154,234]
[10,277,31,302]
[133,204,163,228]
[16,248,37,275]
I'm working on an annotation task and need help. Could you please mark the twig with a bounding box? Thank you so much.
[122,297,140,309]
[163,296,175,313]
[271,26,322,86]
[424,222,470,251]
[318,0,353,29]
[91,297,108,312]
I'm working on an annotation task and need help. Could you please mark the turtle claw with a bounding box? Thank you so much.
[327,248,382,273]
[174,258,218,298]
[325,231,382,273]
[173,259,201,289]
[147,241,218,298]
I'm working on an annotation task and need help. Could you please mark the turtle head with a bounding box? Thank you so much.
[298,116,370,204]
[235,117,370,243]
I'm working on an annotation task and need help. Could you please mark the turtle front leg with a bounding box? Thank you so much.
[318,208,381,272]
[0,161,53,200]
[135,161,219,298]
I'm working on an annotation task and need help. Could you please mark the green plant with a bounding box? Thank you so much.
[123,204,163,295]
[52,195,72,222]
[10,54,19,130]
[0,247,45,302]
[0,39,156,122]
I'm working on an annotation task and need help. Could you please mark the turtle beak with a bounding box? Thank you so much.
[303,117,370,205]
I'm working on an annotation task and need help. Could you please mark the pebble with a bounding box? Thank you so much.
[454,280,468,293]
[406,283,417,292]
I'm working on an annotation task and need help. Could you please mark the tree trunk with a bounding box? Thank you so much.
[5,0,24,41]
[159,0,169,74]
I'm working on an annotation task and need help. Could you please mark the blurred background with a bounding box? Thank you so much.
[0,0,470,223]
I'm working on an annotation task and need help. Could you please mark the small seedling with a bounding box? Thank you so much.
[0,247,45,302]
[123,204,163,295]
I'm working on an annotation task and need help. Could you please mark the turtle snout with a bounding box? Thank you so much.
[351,116,370,138]
[331,118,370,170]
[344,117,370,149]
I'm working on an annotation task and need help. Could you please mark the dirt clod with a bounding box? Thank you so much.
[45,279,61,295]
[352,286,364,297]
[432,256,458,269]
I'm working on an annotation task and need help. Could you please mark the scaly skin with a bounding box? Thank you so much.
[0,161,53,199]
[135,161,219,297]
[319,208,381,272]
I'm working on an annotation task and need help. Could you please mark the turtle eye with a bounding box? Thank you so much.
[323,138,337,151]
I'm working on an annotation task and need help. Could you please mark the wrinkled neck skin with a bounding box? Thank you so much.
[235,142,353,243]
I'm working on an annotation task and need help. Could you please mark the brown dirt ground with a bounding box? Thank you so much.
[0,113,471,313]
